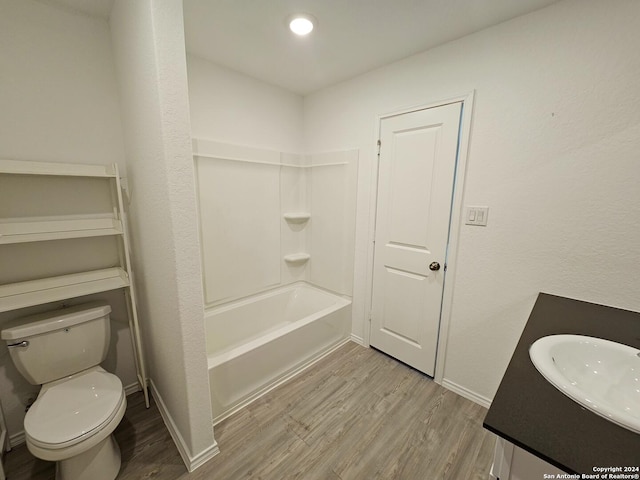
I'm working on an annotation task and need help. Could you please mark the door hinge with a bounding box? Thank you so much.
[377,139,381,155]
[444,263,447,272]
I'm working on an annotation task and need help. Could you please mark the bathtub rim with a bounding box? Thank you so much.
[204,280,350,316]
[205,281,351,369]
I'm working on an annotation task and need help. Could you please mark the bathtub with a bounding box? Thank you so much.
[205,282,352,424]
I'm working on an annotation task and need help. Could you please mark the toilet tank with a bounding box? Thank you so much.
[0,303,112,385]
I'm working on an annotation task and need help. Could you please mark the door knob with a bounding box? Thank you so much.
[429,262,441,271]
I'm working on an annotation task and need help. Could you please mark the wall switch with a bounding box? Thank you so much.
[465,206,489,226]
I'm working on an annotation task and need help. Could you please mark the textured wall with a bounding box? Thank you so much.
[303,0,640,402]
[110,0,216,463]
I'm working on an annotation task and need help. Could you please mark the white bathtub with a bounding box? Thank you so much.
[205,282,351,424]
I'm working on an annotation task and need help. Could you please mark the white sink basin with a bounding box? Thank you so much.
[529,334,640,434]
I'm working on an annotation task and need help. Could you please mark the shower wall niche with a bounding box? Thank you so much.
[193,139,358,306]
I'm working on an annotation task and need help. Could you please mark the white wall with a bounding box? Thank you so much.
[110,0,217,469]
[0,0,136,439]
[303,0,640,402]
[187,55,304,152]
[0,0,126,169]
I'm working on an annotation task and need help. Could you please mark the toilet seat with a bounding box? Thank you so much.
[25,367,125,450]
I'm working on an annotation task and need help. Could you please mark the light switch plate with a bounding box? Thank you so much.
[465,206,489,226]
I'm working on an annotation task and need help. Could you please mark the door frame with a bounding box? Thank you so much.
[362,91,475,384]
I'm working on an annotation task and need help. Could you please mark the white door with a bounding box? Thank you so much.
[370,102,462,376]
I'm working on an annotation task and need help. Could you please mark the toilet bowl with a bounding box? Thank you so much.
[1,303,126,480]
[26,367,126,480]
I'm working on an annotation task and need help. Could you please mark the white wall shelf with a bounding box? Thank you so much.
[0,268,129,313]
[283,213,311,224]
[0,159,116,177]
[284,253,310,264]
[0,160,149,408]
[0,216,123,244]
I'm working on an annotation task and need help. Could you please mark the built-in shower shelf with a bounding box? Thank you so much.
[0,216,124,244]
[283,213,311,224]
[284,253,310,264]
[0,267,130,313]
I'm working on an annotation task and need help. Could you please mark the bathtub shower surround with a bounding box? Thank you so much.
[193,139,358,305]
[193,139,357,421]
[195,144,281,304]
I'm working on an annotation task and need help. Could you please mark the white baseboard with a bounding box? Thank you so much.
[188,440,220,472]
[8,430,24,449]
[350,333,364,346]
[124,381,142,396]
[148,379,219,472]
[441,378,492,408]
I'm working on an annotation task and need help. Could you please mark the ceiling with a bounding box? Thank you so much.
[43,0,561,95]
[183,0,560,95]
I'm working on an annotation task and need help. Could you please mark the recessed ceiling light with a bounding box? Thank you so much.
[288,14,316,36]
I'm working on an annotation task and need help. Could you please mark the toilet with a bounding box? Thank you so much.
[1,303,126,480]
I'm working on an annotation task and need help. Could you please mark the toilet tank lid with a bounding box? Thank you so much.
[1,302,111,341]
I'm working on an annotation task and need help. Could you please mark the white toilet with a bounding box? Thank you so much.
[1,303,126,480]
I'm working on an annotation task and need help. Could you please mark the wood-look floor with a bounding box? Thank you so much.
[4,342,494,479]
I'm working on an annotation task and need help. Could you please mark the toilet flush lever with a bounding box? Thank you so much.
[7,341,29,348]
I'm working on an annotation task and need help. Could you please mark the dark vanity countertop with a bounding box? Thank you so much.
[483,293,640,474]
